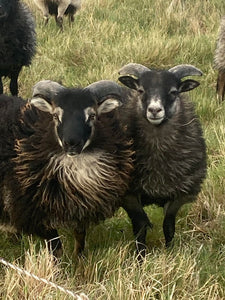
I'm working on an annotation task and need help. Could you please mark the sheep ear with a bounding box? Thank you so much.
[118,75,140,90]
[30,97,53,113]
[178,79,200,93]
[97,98,122,115]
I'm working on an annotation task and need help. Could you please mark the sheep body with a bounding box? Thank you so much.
[33,0,81,29]
[214,16,225,101]
[0,85,133,256]
[0,0,36,95]
[117,64,207,254]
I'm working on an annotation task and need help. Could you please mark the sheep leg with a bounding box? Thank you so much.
[69,13,75,25]
[216,70,225,101]
[73,229,86,257]
[57,3,69,30]
[163,197,187,247]
[35,225,63,258]
[122,194,152,257]
[34,1,50,25]
[0,77,3,94]
[9,69,20,96]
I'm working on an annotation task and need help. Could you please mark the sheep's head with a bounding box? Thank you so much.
[118,63,202,125]
[30,83,122,156]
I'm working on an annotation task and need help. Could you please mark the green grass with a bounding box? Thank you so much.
[1,0,225,299]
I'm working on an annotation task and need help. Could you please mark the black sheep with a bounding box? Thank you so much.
[118,63,207,255]
[88,65,207,257]
[0,0,36,95]
[0,83,133,257]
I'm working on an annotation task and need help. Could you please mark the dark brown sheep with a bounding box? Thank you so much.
[0,84,133,257]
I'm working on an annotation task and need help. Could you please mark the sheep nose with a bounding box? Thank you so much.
[63,140,83,155]
[148,107,162,117]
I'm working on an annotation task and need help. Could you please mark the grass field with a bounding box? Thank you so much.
[1,0,225,299]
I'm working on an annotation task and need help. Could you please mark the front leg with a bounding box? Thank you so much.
[9,69,20,96]
[73,228,86,258]
[163,195,194,247]
[122,194,152,258]
[0,76,3,94]
[34,225,63,258]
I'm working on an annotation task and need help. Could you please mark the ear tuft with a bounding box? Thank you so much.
[30,97,53,113]
[97,98,122,115]
[179,79,200,93]
[118,75,139,90]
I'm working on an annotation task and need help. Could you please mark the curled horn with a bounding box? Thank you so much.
[32,80,65,102]
[168,64,203,79]
[85,80,123,103]
[118,63,150,79]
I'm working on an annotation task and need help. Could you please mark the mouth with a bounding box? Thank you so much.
[148,117,164,125]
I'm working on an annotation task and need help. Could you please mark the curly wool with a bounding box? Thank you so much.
[8,104,133,232]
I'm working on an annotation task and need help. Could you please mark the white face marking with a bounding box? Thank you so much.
[84,107,96,123]
[146,96,165,125]
[82,106,96,151]
[52,107,64,147]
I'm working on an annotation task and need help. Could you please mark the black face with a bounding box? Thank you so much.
[138,71,180,125]
[55,89,97,155]
[0,0,15,20]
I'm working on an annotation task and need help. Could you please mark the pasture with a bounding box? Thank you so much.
[0,0,225,299]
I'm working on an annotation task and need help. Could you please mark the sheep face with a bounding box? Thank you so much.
[119,70,200,126]
[31,88,121,155]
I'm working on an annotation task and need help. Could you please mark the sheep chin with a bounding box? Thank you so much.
[148,117,164,125]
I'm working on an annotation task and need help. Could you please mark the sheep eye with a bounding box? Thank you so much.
[88,113,96,122]
[53,113,61,123]
[170,90,179,98]
[137,88,144,94]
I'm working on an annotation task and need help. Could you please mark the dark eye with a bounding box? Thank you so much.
[53,113,61,123]
[170,89,179,97]
[137,88,144,94]
[88,113,96,122]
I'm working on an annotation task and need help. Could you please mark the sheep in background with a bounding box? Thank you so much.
[0,0,36,96]
[33,0,81,30]
[0,82,133,257]
[117,63,207,255]
[214,16,225,101]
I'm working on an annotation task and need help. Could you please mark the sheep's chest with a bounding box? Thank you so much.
[132,123,196,197]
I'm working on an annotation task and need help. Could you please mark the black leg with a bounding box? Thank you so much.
[0,77,3,94]
[9,69,20,96]
[34,225,62,258]
[73,229,86,258]
[122,194,152,258]
[163,197,188,247]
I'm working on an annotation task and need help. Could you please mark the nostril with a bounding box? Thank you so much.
[148,107,162,114]
[62,139,83,154]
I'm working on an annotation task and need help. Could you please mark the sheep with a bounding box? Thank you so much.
[214,16,225,101]
[0,81,133,257]
[33,0,81,30]
[117,63,207,255]
[90,64,207,256]
[0,0,36,96]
